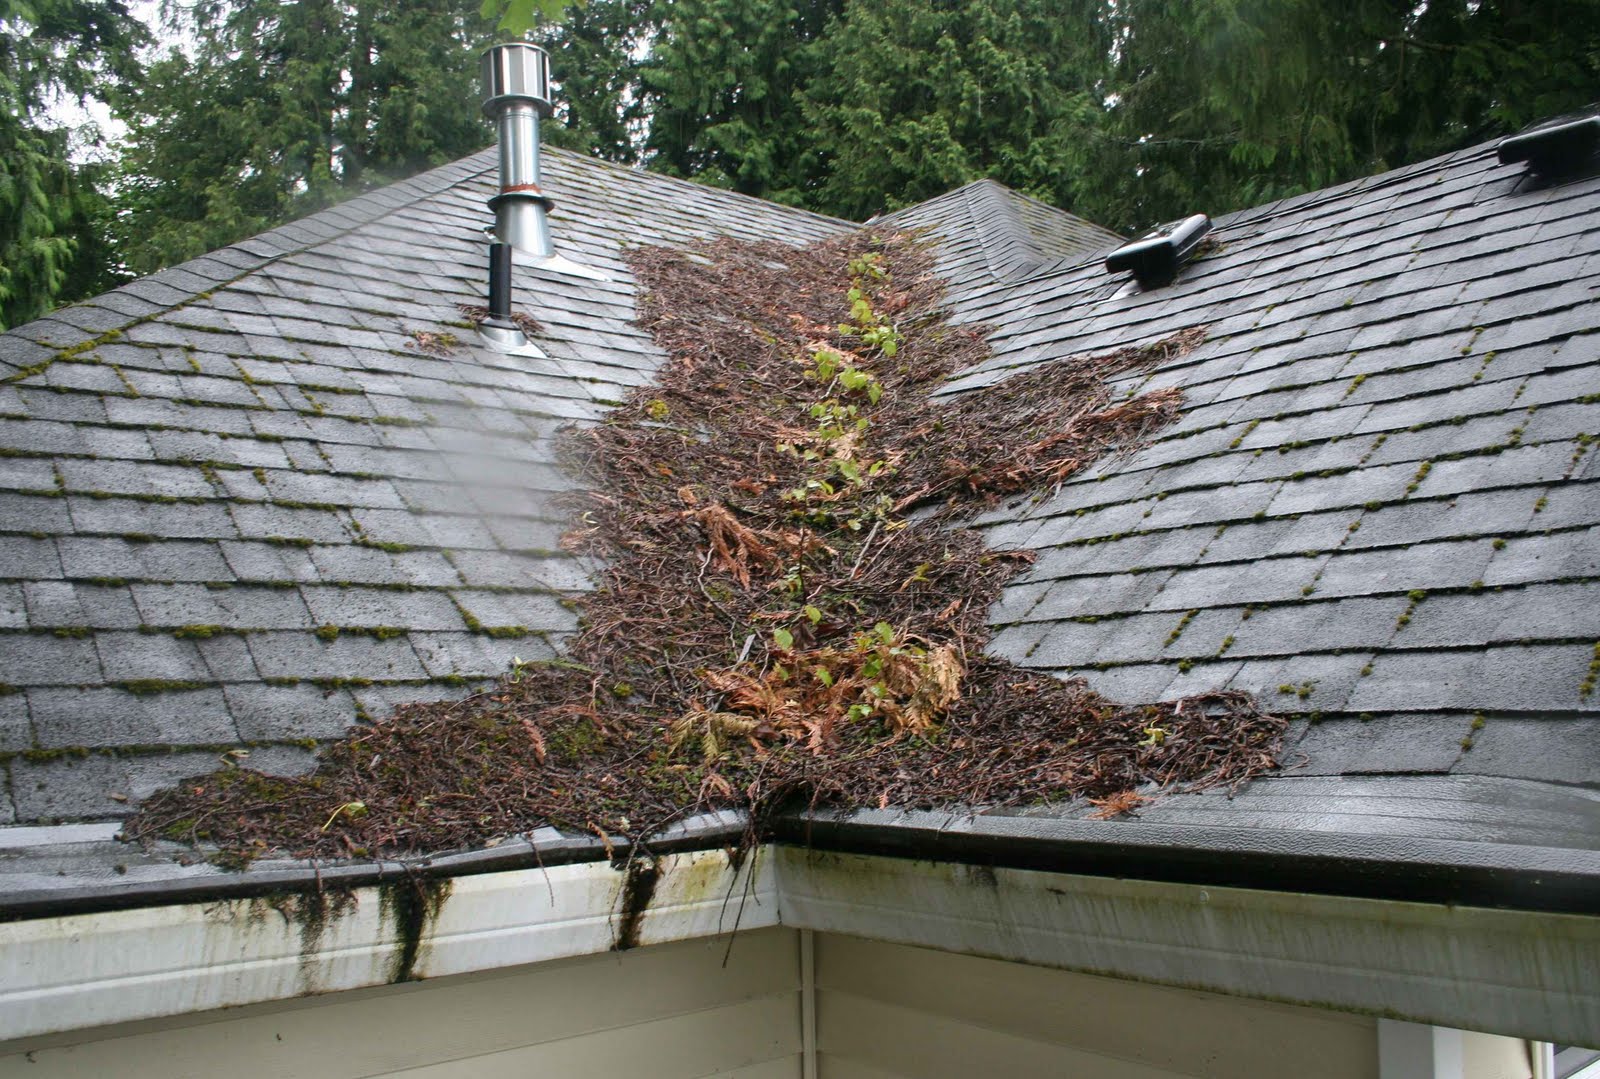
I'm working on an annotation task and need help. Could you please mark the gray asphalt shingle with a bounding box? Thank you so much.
[0,129,1594,844]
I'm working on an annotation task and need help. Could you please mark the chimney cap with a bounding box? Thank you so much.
[482,42,553,119]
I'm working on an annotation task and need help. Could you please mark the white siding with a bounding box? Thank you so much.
[812,934,1379,1079]
[0,920,1531,1079]
[0,927,802,1079]
[1462,1030,1537,1079]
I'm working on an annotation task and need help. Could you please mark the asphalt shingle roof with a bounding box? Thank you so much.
[0,131,1596,902]
[873,178,1123,294]
[0,148,851,826]
[940,144,1600,801]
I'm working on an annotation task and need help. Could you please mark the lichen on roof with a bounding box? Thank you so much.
[128,230,1284,862]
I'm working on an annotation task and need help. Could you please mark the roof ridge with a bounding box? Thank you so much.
[961,180,1049,281]
[866,178,1120,292]
[868,178,997,227]
[994,183,1122,243]
[543,146,860,230]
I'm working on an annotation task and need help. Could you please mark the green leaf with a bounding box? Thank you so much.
[813,666,834,687]
[874,621,895,644]
[492,0,578,33]
[803,604,823,624]
[772,627,794,651]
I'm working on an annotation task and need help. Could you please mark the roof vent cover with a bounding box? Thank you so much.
[1497,113,1600,177]
[1105,214,1212,290]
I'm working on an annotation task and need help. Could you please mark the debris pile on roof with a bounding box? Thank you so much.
[128,231,1284,862]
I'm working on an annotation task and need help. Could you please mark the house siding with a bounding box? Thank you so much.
[0,928,803,1079]
[0,924,1540,1078]
[812,934,1380,1079]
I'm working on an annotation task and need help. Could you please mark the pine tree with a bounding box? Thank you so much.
[641,0,842,205]
[97,0,1600,281]
[112,0,501,275]
[0,0,146,329]
[533,0,656,164]
[798,0,1109,221]
[1081,0,1600,232]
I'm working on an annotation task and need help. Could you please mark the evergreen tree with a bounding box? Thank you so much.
[1082,0,1600,232]
[641,0,842,205]
[91,0,1600,285]
[0,0,145,329]
[799,0,1109,221]
[113,0,501,275]
[532,0,656,164]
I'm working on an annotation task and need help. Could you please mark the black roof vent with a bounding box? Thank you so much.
[1105,214,1212,289]
[1497,113,1600,176]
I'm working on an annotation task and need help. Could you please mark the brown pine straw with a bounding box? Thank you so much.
[129,231,1284,863]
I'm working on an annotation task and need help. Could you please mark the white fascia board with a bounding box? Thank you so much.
[773,848,1600,1047]
[0,848,777,1043]
[2,842,1596,1048]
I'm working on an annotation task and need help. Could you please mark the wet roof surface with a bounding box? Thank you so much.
[951,145,1600,799]
[0,149,850,826]
[0,135,1596,909]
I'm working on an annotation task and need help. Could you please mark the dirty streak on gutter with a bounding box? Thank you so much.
[0,837,1597,1047]
[0,814,749,922]
[772,806,1600,916]
[0,847,776,1043]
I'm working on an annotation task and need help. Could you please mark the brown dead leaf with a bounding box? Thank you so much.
[1087,790,1149,820]
[521,719,547,764]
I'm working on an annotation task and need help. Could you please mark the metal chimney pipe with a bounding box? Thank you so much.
[481,43,554,258]
[487,242,513,322]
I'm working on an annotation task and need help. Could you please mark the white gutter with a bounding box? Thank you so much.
[771,848,1600,1047]
[0,848,776,1042]
[1,844,1595,1047]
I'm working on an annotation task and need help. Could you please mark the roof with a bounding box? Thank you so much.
[872,178,1123,289]
[957,146,1600,794]
[0,148,850,827]
[0,132,1597,915]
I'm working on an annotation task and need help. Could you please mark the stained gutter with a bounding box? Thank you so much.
[0,814,749,921]
[771,806,1600,916]
[2,834,1597,1048]
[7,784,1599,923]
[1,811,1598,1046]
[0,845,777,1043]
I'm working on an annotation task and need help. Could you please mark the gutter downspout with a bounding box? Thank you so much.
[800,928,818,1079]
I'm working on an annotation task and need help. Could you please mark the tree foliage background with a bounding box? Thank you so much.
[1,0,146,328]
[3,0,1597,327]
